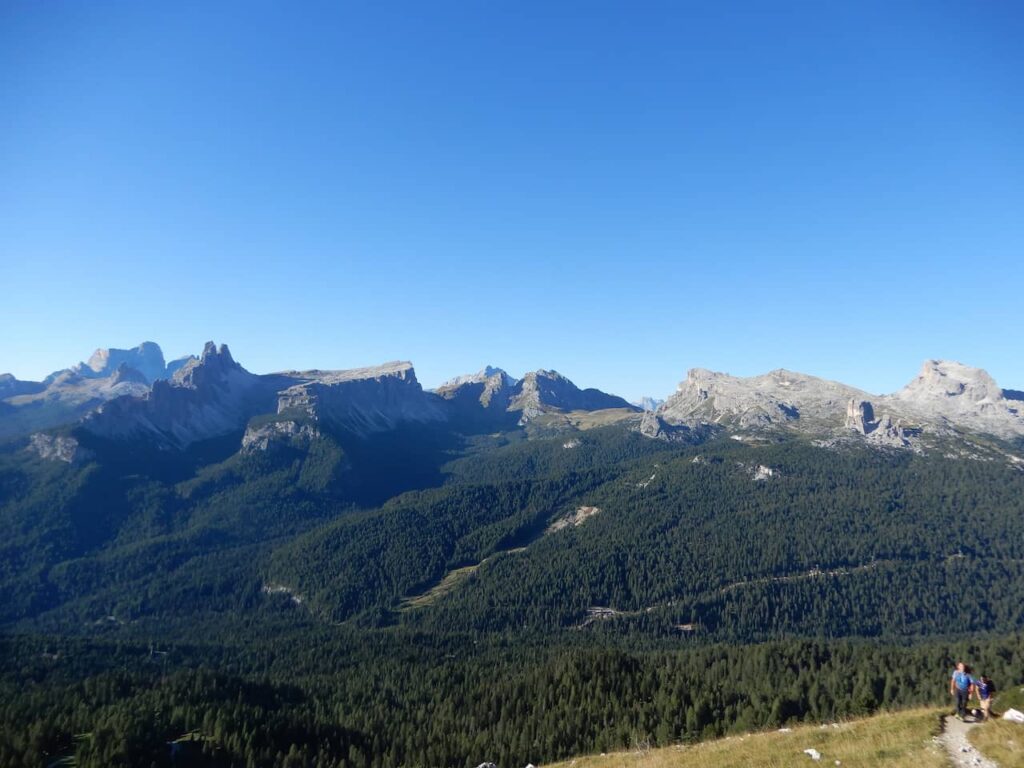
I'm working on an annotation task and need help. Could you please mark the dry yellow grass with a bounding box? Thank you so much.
[400,548,527,610]
[399,564,481,610]
[528,408,640,431]
[969,721,1024,768]
[969,685,1024,768]
[547,709,946,768]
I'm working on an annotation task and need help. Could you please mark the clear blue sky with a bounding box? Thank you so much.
[2,1,1021,401]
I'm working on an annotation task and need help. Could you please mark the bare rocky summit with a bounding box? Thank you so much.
[649,360,1023,451]
[436,367,638,427]
[274,361,446,437]
[508,369,636,423]
[890,359,1023,439]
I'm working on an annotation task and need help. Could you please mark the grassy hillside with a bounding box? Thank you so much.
[969,684,1024,768]
[548,708,946,768]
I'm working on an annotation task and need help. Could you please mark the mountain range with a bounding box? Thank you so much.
[2,341,1021,463]
[5,340,1024,768]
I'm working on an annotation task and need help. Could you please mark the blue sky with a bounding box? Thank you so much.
[2,1,1021,400]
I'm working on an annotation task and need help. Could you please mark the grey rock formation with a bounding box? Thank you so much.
[434,366,519,430]
[82,342,272,449]
[241,419,322,453]
[637,410,716,443]
[650,360,1023,451]
[890,360,1024,439]
[27,433,93,464]
[658,368,860,430]
[274,361,446,437]
[435,366,637,428]
[844,399,875,434]
[843,398,910,447]
[509,369,636,423]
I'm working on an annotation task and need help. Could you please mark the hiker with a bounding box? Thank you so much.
[950,661,974,720]
[975,674,996,721]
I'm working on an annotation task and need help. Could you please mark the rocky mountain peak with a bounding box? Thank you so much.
[889,359,1022,438]
[436,366,512,392]
[173,342,243,388]
[897,360,1003,404]
[510,369,635,421]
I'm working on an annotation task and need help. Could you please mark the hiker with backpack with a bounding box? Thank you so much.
[950,661,975,721]
[975,674,996,721]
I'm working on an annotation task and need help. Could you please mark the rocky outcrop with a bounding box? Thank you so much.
[844,399,875,434]
[843,398,910,448]
[274,362,446,437]
[241,419,322,453]
[637,411,717,443]
[658,368,863,430]
[27,433,93,464]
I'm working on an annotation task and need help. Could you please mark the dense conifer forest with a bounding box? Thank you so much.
[2,424,1023,766]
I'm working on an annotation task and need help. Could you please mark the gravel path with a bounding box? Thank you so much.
[939,714,998,768]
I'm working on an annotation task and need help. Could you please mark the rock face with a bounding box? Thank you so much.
[843,398,909,447]
[436,367,637,427]
[274,361,446,438]
[508,370,636,422]
[659,368,863,430]
[891,360,1024,439]
[844,400,875,434]
[435,367,519,429]
[27,433,94,464]
[82,342,272,449]
[649,360,1023,450]
[241,419,322,453]
[637,411,715,443]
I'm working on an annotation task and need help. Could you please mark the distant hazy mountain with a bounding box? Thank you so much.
[634,396,664,412]
[74,341,168,384]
